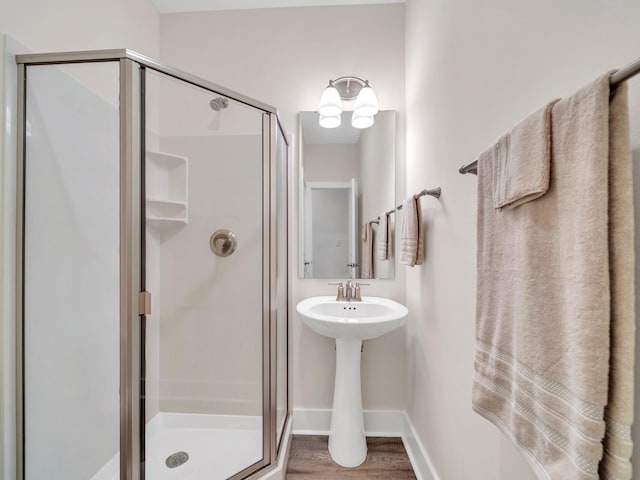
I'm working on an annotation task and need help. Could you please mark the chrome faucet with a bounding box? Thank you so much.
[345,280,353,301]
[330,280,368,301]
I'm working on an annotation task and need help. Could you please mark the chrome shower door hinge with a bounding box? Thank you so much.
[138,291,151,315]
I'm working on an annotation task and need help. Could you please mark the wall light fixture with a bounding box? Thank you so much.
[317,76,379,129]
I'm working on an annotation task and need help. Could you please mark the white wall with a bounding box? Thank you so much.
[160,4,407,412]
[157,133,264,416]
[0,0,159,56]
[304,144,359,182]
[404,0,640,479]
[0,1,160,478]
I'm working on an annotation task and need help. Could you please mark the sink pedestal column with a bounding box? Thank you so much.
[328,337,367,467]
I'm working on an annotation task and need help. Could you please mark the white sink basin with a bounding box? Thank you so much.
[296,296,408,340]
[296,295,408,468]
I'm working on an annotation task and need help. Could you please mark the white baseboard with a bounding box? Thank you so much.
[291,408,333,434]
[401,414,440,480]
[292,408,439,480]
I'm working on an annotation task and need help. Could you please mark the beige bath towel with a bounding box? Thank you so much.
[361,222,375,279]
[472,73,635,480]
[377,212,390,261]
[399,197,424,266]
[492,99,559,209]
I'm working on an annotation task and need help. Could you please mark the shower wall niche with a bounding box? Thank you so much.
[16,50,290,480]
[145,151,188,228]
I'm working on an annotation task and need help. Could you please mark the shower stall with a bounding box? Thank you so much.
[15,50,290,480]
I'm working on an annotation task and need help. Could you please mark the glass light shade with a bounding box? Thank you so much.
[351,110,373,128]
[353,85,379,117]
[318,85,342,117]
[351,110,374,129]
[319,114,341,129]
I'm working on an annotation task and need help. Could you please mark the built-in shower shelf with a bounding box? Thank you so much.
[147,198,187,228]
[146,216,188,228]
[146,151,188,230]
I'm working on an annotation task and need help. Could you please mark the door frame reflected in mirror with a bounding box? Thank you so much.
[302,180,358,279]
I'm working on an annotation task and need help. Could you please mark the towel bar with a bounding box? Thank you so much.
[458,54,640,175]
[397,187,442,210]
[459,160,478,175]
[378,186,442,219]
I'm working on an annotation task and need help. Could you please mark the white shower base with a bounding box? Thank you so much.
[92,413,263,480]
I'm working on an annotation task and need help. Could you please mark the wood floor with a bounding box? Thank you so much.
[285,435,417,479]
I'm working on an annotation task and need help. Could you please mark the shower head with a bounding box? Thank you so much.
[209,97,229,111]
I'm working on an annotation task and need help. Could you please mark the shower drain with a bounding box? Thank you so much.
[165,451,189,469]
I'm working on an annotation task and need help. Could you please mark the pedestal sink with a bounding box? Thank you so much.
[296,296,408,467]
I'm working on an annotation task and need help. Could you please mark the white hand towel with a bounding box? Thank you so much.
[361,222,374,279]
[399,197,423,266]
[377,212,389,261]
[492,99,559,209]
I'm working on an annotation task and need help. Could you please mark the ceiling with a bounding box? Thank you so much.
[152,0,403,14]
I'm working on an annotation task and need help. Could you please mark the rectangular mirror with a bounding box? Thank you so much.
[298,110,396,279]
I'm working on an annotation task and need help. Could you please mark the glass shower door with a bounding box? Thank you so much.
[142,68,266,479]
[274,121,289,451]
[21,62,121,480]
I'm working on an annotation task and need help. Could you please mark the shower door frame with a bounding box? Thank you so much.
[15,49,290,480]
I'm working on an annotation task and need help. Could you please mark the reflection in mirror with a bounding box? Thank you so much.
[299,110,396,279]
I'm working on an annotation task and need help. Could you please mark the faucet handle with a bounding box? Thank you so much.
[354,283,362,301]
[353,282,370,301]
[328,282,345,301]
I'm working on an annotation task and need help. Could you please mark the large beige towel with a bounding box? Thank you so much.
[399,197,424,266]
[472,73,635,480]
[361,222,374,279]
[377,212,390,261]
[492,99,559,209]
